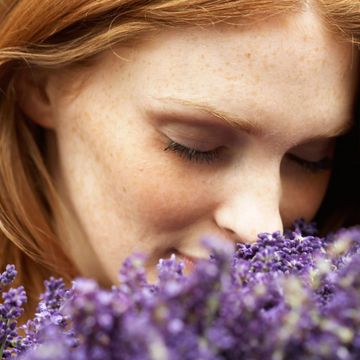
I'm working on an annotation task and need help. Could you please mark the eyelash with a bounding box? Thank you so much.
[163,140,334,173]
[164,140,222,165]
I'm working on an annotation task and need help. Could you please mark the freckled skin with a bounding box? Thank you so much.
[43,8,358,284]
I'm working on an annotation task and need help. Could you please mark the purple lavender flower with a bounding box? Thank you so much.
[0,267,27,359]
[0,265,17,291]
[18,276,74,358]
[4,221,360,359]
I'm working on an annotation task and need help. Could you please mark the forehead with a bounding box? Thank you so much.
[100,8,358,144]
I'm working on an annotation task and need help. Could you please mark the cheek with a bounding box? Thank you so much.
[280,172,332,225]
[116,154,214,232]
[58,98,214,236]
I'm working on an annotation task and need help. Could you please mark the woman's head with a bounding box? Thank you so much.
[0,0,359,316]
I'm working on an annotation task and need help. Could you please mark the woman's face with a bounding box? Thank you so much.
[37,8,358,282]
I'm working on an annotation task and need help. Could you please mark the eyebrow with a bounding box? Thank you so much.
[154,96,354,139]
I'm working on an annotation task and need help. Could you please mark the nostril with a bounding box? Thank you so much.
[219,222,284,245]
[218,228,243,244]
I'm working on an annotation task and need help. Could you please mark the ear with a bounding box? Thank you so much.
[14,68,55,129]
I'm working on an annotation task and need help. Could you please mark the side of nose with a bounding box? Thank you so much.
[213,177,283,244]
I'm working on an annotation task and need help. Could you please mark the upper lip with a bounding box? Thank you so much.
[173,250,208,263]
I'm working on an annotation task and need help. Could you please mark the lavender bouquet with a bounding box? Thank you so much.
[1,220,360,359]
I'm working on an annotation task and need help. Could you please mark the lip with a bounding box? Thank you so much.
[175,251,198,273]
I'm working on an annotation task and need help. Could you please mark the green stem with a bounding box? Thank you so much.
[0,319,10,359]
[0,339,5,359]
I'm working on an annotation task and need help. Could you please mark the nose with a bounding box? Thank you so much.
[213,181,283,245]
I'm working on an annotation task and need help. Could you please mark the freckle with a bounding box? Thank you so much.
[122,186,127,193]
[245,52,251,59]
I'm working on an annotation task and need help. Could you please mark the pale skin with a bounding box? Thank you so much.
[18,7,358,284]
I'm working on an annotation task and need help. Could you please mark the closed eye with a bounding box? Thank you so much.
[163,139,334,173]
[163,140,222,164]
[285,153,333,173]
